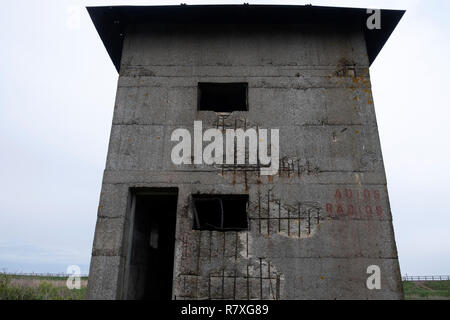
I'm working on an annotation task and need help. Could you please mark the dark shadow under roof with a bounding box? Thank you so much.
[87,4,405,72]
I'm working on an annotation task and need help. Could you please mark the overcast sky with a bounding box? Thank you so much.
[0,0,449,276]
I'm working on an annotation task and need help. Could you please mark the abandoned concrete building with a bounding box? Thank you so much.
[86,5,405,300]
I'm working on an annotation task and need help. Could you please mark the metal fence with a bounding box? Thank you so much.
[402,275,450,281]
[1,271,89,278]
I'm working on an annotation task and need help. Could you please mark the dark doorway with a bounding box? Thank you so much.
[125,189,178,300]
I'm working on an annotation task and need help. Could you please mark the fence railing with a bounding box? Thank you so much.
[1,271,89,278]
[402,275,450,281]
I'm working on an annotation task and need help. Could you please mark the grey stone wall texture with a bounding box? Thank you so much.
[86,5,405,300]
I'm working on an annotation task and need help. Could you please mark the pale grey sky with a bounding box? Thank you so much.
[0,0,449,276]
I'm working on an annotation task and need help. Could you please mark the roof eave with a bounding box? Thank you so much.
[87,5,405,73]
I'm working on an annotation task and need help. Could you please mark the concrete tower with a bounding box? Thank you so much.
[86,5,404,300]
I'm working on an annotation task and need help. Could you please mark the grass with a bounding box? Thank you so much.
[403,280,450,300]
[1,272,449,300]
[0,272,87,300]
[4,274,88,281]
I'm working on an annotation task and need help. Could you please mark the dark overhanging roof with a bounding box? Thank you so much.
[87,4,405,72]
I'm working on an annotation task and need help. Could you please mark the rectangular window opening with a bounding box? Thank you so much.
[198,82,248,112]
[192,194,249,231]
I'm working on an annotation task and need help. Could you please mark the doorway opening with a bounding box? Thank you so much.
[124,188,178,300]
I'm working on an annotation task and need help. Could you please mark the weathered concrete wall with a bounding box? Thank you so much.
[87,23,403,299]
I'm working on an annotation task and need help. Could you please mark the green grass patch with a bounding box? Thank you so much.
[3,274,88,281]
[403,280,450,300]
[0,273,86,300]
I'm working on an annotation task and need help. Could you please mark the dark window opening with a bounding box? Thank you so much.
[192,194,248,231]
[198,82,248,112]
